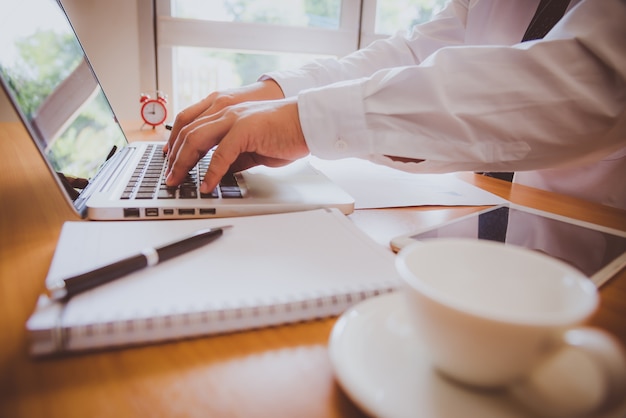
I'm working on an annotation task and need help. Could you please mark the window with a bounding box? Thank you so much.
[155,0,448,113]
[171,0,343,28]
[374,0,448,35]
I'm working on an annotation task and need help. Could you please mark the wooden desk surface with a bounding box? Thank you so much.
[1,121,625,418]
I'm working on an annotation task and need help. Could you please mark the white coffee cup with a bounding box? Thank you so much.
[396,238,626,417]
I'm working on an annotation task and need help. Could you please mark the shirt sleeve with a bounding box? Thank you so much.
[294,0,626,174]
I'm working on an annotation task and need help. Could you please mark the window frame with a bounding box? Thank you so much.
[150,0,438,114]
[154,0,366,113]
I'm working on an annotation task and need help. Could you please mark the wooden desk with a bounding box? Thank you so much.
[1,121,625,418]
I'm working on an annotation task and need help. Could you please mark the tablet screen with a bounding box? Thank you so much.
[406,206,626,283]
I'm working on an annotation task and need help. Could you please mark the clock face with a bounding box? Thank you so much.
[141,100,167,126]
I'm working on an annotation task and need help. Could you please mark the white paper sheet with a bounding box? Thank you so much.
[309,157,507,209]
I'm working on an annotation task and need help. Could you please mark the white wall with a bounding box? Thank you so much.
[0,0,153,122]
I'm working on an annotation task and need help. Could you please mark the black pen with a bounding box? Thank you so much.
[47,226,231,302]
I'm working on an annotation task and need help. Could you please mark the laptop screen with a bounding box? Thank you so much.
[0,0,127,196]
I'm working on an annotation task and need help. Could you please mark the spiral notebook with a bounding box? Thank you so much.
[26,209,400,356]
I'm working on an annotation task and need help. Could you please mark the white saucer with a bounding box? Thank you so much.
[328,292,541,418]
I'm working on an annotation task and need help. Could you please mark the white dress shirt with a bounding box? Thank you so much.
[263,0,626,209]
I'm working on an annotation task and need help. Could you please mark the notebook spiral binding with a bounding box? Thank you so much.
[51,286,398,354]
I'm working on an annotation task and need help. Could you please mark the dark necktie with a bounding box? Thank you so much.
[522,0,572,41]
[478,0,571,241]
[483,0,570,183]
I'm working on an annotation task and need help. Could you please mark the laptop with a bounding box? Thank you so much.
[0,0,354,220]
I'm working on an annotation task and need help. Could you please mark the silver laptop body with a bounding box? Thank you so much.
[0,0,354,220]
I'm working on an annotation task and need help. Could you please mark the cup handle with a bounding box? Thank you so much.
[510,327,626,417]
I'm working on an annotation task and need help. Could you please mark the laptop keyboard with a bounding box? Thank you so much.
[121,144,243,200]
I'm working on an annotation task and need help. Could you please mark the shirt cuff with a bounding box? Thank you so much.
[259,69,319,98]
[297,80,372,159]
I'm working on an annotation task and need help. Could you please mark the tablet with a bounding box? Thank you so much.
[390,204,626,287]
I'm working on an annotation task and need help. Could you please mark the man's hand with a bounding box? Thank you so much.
[165,97,309,194]
[164,80,284,155]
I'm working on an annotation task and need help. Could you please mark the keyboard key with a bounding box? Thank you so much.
[201,188,219,199]
[157,189,176,199]
[179,188,198,199]
[221,190,242,198]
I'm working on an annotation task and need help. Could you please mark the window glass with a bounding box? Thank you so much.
[172,0,342,29]
[375,0,448,35]
[173,46,331,110]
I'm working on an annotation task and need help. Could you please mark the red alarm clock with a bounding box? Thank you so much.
[140,92,168,128]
